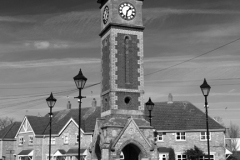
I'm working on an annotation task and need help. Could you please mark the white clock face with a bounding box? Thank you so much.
[103,6,109,24]
[119,2,136,20]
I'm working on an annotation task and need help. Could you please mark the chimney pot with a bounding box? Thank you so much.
[67,101,71,109]
[92,98,97,107]
[168,93,173,104]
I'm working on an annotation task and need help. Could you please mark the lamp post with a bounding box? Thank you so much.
[46,93,57,160]
[73,69,87,160]
[145,98,154,126]
[200,78,211,160]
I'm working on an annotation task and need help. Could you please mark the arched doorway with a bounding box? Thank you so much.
[121,143,141,160]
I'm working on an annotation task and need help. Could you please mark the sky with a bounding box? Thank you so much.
[0,0,240,128]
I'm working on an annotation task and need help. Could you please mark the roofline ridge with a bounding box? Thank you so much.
[155,100,191,103]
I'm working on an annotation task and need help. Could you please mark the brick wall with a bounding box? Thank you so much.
[101,34,111,93]
[15,132,41,160]
[1,141,15,160]
[156,131,225,160]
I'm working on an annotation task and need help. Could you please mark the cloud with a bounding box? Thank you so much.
[34,41,50,49]
[143,8,240,18]
[0,16,35,23]
[24,41,70,50]
[0,58,100,68]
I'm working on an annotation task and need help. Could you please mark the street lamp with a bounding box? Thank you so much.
[46,92,57,160]
[73,69,87,160]
[200,78,211,160]
[145,97,154,126]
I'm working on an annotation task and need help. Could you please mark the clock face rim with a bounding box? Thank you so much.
[103,5,109,24]
[119,2,136,20]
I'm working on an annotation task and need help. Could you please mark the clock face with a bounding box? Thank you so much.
[119,2,136,20]
[103,6,109,24]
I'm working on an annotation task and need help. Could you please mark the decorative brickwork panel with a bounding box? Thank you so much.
[115,92,140,110]
[101,93,111,112]
[101,35,111,93]
[115,33,140,89]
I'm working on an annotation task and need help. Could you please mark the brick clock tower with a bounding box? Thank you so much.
[100,0,144,117]
[90,0,157,160]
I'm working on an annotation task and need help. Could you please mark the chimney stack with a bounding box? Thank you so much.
[168,93,173,104]
[92,98,97,107]
[67,101,71,109]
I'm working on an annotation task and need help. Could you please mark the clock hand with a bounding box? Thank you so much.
[126,7,132,17]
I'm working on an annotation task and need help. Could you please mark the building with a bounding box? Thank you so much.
[0,96,226,160]
[13,104,100,160]
[90,0,157,159]
[0,122,21,160]
[151,94,225,160]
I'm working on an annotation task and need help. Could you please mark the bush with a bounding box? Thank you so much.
[183,145,205,160]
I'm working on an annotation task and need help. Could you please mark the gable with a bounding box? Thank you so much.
[112,118,152,150]
[58,118,83,136]
[20,118,33,133]
[16,117,34,137]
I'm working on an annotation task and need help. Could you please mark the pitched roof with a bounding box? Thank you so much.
[0,122,21,139]
[146,101,225,131]
[17,100,224,137]
[43,107,101,134]
[26,116,49,135]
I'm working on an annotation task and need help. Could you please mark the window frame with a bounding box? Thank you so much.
[177,154,187,160]
[75,133,79,144]
[199,154,214,160]
[19,136,24,146]
[29,135,34,145]
[159,153,168,160]
[200,131,211,141]
[63,133,69,144]
[175,132,186,141]
[47,137,56,145]
[157,132,164,142]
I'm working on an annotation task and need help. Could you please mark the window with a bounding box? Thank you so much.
[199,155,214,160]
[159,154,168,160]
[176,132,186,141]
[200,132,211,141]
[76,133,79,143]
[177,154,186,160]
[29,135,33,145]
[19,137,24,145]
[63,134,69,144]
[47,137,55,145]
[157,132,163,141]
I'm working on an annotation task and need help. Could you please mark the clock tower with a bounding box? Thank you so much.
[99,0,145,118]
[90,1,157,160]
